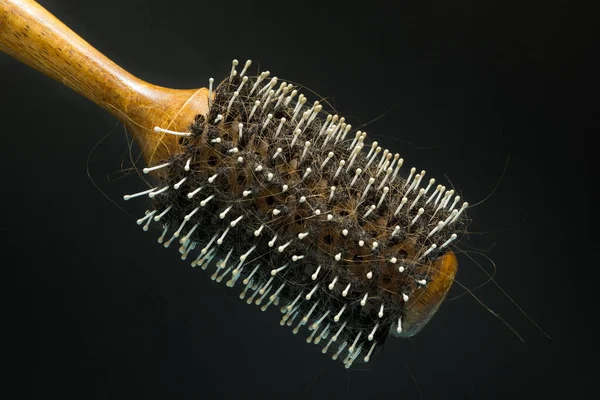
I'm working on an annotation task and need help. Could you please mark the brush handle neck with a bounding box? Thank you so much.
[0,0,150,117]
[0,0,208,165]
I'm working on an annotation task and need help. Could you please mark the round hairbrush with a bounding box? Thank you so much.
[1,0,468,367]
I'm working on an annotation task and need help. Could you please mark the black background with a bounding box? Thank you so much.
[2,0,594,398]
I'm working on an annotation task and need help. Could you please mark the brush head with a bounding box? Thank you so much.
[126,60,469,367]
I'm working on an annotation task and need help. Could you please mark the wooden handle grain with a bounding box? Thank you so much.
[0,0,208,165]
[0,0,146,115]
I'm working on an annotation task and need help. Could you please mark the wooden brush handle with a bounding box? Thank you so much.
[0,0,208,165]
[0,0,142,114]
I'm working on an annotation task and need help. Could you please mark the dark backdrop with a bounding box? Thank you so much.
[2,0,593,399]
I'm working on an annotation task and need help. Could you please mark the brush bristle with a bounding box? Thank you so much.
[125,59,469,367]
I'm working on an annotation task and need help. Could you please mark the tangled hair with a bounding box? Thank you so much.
[129,60,469,366]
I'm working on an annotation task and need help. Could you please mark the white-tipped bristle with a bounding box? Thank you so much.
[153,126,191,136]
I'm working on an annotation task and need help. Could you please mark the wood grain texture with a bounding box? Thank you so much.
[0,0,208,166]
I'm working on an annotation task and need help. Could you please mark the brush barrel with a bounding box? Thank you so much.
[0,0,208,165]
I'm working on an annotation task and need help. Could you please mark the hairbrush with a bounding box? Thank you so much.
[1,0,469,367]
